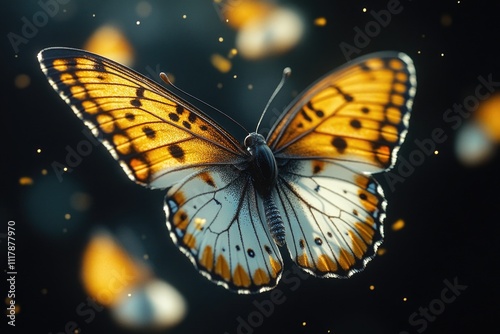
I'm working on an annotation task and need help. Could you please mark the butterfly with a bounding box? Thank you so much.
[38,47,416,294]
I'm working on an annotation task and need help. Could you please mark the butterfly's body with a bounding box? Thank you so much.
[244,132,286,247]
[38,47,416,294]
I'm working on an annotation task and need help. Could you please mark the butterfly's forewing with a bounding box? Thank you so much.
[269,52,416,276]
[165,166,283,293]
[38,47,246,189]
[268,52,416,174]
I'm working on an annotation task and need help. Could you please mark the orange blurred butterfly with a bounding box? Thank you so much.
[38,47,416,293]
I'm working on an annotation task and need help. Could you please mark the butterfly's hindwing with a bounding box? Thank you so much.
[38,48,246,188]
[268,52,416,174]
[276,159,384,277]
[165,166,283,293]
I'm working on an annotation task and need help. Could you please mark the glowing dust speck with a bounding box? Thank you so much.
[369,285,375,290]
[182,14,187,19]
[233,74,237,79]
[210,54,232,73]
[41,169,48,175]
[19,177,34,186]
[248,84,253,90]
[218,37,224,42]
[143,254,149,260]
[362,7,367,12]
[65,213,71,220]
[441,14,452,27]
[302,321,306,326]
[229,48,238,57]
[217,83,223,89]
[314,17,327,26]
[37,148,42,153]
[403,297,408,302]
[14,74,31,89]
[391,219,405,231]
[136,20,141,25]
[441,53,445,57]
[434,150,439,155]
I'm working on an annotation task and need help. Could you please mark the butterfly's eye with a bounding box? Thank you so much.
[244,133,266,149]
[244,135,253,148]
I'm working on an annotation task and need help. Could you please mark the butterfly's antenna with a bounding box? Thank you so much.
[159,72,249,134]
[255,67,292,133]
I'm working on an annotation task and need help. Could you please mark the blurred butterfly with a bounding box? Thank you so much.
[38,47,416,294]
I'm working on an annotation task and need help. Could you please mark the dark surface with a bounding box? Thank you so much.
[3,0,500,333]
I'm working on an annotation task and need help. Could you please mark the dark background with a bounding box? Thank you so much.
[3,0,499,333]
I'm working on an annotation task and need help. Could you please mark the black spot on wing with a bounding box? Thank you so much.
[136,86,145,98]
[188,112,197,123]
[182,121,191,129]
[93,62,106,72]
[176,105,184,115]
[142,126,156,138]
[301,109,312,122]
[350,119,362,129]
[169,113,180,122]
[168,144,185,161]
[130,99,142,107]
[332,137,347,153]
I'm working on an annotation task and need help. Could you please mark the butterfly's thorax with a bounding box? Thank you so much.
[244,132,278,197]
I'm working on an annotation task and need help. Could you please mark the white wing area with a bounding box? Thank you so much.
[276,159,385,277]
[164,166,283,293]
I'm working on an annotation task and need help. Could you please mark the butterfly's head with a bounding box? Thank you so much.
[244,132,267,152]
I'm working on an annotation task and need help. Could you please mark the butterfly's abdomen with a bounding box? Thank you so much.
[263,194,286,247]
